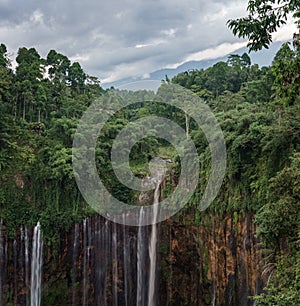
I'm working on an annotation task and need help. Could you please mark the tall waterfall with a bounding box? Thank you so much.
[25,226,30,306]
[30,221,43,306]
[122,213,129,306]
[0,209,264,305]
[82,218,87,306]
[112,220,118,306]
[148,182,160,306]
[95,219,110,305]
[72,223,79,305]
[136,207,147,306]
[211,215,216,306]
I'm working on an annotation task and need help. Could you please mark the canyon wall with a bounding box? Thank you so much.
[0,212,265,305]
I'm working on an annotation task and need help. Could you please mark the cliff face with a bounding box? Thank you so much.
[0,212,265,306]
[160,212,265,305]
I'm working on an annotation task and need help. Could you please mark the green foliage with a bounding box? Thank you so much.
[0,44,102,240]
[228,0,300,51]
[253,154,300,303]
[42,277,69,306]
[172,55,271,101]
[0,41,299,306]
[1,6,299,304]
[46,49,70,81]
[271,42,300,106]
[256,153,300,248]
[68,62,86,94]
[253,236,300,305]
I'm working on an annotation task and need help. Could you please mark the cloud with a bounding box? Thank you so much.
[167,41,248,69]
[272,16,297,42]
[0,0,295,84]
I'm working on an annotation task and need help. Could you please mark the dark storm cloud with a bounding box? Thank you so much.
[0,0,294,83]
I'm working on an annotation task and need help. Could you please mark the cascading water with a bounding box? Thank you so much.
[148,182,160,306]
[136,207,147,306]
[25,226,30,306]
[72,223,79,305]
[0,208,264,305]
[211,216,216,306]
[147,159,165,306]
[95,218,110,305]
[0,158,168,305]
[122,213,129,306]
[112,220,118,306]
[30,221,43,306]
[83,218,88,306]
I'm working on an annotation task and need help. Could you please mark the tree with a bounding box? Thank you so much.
[68,62,86,94]
[227,53,251,68]
[0,45,13,164]
[15,47,42,82]
[15,47,43,121]
[226,53,252,92]
[271,42,300,106]
[0,44,12,108]
[254,153,300,305]
[0,43,9,67]
[46,50,70,82]
[227,0,300,51]
[203,61,230,97]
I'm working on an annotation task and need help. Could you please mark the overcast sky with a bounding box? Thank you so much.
[0,0,296,84]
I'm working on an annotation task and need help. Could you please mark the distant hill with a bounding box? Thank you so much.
[104,41,286,89]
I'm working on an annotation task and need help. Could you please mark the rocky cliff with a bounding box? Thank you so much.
[0,211,265,305]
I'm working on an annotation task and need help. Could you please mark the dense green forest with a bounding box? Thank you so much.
[0,20,300,306]
[172,45,300,304]
[0,45,104,237]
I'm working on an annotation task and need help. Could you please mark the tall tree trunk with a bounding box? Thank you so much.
[185,113,190,138]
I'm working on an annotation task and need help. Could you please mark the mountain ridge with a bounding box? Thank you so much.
[104,41,285,89]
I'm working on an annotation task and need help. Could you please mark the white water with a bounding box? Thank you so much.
[147,182,160,306]
[112,220,118,306]
[122,214,128,306]
[211,216,216,306]
[30,221,43,306]
[72,223,79,305]
[96,219,109,305]
[25,226,30,306]
[83,219,88,306]
[136,207,146,306]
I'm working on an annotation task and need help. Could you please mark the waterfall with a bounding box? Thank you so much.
[167,225,173,304]
[30,221,43,306]
[136,207,147,306]
[112,220,118,306]
[95,219,110,305]
[0,209,263,305]
[212,279,216,306]
[122,214,129,306]
[211,215,216,306]
[72,223,79,305]
[25,226,30,306]
[148,181,160,306]
[82,218,93,305]
[83,219,88,306]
